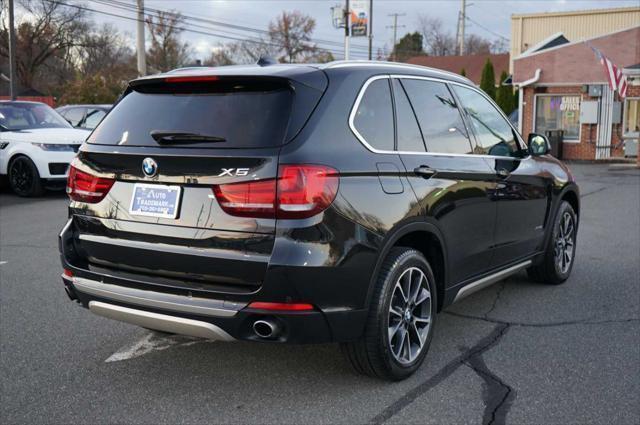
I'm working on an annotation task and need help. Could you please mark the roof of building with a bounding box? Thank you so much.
[403,54,509,85]
[519,32,570,57]
[513,26,640,85]
[511,6,640,19]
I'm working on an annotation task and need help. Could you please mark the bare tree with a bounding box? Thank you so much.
[0,0,90,91]
[465,34,491,55]
[78,24,135,76]
[417,15,505,57]
[203,44,235,66]
[490,38,509,54]
[145,10,191,72]
[268,11,317,63]
[417,16,456,56]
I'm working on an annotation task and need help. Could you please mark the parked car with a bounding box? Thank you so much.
[0,101,89,196]
[59,62,580,380]
[56,104,111,130]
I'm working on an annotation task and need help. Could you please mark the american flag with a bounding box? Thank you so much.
[591,46,628,98]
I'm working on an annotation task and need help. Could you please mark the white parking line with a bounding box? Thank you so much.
[105,331,213,363]
[0,261,8,265]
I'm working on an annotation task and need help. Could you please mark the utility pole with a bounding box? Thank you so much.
[344,0,350,60]
[136,0,147,76]
[7,0,18,100]
[459,0,467,56]
[387,13,405,62]
[368,0,373,60]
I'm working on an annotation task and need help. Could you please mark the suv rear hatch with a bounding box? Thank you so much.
[64,68,328,296]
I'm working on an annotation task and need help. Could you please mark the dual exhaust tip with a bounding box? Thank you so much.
[252,319,280,339]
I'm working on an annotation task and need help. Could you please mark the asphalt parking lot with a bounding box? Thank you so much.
[1,162,638,425]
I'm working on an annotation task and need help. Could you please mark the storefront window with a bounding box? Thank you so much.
[623,98,639,137]
[535,95,581,140]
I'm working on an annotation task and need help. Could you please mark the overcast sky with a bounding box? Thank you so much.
[54,0,640,60]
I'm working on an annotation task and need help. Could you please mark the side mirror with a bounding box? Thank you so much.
[528,133,551,156]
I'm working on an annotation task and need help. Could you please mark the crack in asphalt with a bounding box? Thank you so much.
[369,323,510,425]
[484,281,507,319]
[371,292,639,425]
[464,343,515,425]
[445,311,640,328]
[580,186,609,198]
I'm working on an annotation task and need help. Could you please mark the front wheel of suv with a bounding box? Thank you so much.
[527,200,578,285]
[8,156,44,197]
[341,247,437,381]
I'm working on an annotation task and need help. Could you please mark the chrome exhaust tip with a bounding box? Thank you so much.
[253,319,279,338]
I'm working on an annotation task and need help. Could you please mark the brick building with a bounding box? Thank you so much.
[512,26,640,161]
[406,54,509,86]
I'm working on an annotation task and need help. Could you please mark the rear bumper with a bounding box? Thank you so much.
[63,272,336,343]
[59,208,377,343]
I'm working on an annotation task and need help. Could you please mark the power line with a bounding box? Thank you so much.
[90,0,382,55]
[41,0,371,59]
[465,16,509,41]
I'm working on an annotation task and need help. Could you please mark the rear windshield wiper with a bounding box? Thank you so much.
[150,130,226,144]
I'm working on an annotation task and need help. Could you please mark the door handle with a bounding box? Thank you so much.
[414,165,436,178]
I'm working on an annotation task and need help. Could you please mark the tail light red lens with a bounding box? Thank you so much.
[213,179,277,218]
[212,164,339,219]
[66,165,115,203]
[277,165,339,219]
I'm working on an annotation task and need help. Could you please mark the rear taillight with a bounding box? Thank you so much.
[212,164,339,219]
[277,165,339,219]
[66,165,115,203]
[213,179,277,218]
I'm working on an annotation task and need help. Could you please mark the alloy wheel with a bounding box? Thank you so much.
[388,267,432,365]
[10,158,33,194]
[554,211,575,274]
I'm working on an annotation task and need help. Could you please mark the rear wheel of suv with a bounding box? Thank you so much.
[341,247,437,381]
[527,200,577,284]
[8,156,44,197]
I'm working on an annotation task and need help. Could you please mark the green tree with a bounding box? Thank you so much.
[460,68,466,77]
[392,32,425,62]
[59,74,126,104]
[480,58,496,100]
[496,71,514,114]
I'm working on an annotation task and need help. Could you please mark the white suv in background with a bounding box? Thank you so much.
[0,101,89,196]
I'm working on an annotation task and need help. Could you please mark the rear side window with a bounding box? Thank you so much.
[353,78,394,151]
[392,79,426,152]
[87,79,293,148]
[401,79,472,155]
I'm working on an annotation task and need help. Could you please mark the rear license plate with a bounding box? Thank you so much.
[129,183,182,219]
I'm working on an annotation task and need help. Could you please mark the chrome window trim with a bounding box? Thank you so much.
[348,74,530,160]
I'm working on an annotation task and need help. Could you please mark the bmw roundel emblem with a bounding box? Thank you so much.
[142,157,158,177]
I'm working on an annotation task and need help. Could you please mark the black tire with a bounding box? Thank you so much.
[8,156,44,197]
[341,247,437,381]
[527,201,578,285]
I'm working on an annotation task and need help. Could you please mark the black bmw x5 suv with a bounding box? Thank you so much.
[60,61,579,380]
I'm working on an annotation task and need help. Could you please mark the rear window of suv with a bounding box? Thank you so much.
[87,78,293,148]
